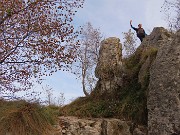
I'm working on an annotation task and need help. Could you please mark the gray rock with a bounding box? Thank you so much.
[147,29,180,135]
[142,27,172,49]
[95,37,123,94]
[137,27,174,88]
[58,116,131,135]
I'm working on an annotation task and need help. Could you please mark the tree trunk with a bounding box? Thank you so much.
[82,72,89,97]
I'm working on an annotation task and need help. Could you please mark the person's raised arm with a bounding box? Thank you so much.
[130,20,137,31]
[130,20,132,26]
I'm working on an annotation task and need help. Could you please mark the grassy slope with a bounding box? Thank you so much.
[0,100,59,135]
[60,46,158,126]
[0,46,158,135]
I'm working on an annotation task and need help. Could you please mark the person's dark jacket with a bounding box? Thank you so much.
[130,24,147,42]
[130,25,146,37]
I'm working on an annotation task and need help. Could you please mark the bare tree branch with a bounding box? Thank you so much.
[72,22,103,96]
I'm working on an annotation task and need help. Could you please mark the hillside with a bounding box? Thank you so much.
[59,27,180,135]
[0,27,179,135]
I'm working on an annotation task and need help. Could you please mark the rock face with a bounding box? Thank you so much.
[147,29,180,134]
[58,28,180,135]
[143,27,172,48]
[138,27,172,88]
[95,37,123,94]
[58,116,131,135]
[93,28,180,134]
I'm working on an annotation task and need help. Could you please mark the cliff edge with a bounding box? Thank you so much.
[60,27,180,135]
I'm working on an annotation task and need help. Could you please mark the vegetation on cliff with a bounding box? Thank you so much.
[60,45,158,126]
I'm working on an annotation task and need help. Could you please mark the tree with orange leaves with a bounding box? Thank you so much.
[0,0,84,96]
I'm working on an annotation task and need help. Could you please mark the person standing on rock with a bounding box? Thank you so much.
[130,20,146,42]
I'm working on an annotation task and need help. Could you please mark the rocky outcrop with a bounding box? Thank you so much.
[138,27,172,88]
[58,116,131,135]
[147,29,180,135]
[93,28,180,134]
[59,28,180,135]
[95,37,123,94]
[57,117,148,135]
[143,27,172,48]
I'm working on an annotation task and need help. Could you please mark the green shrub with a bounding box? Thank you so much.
[60,97,119,118]
[142,47,158,61]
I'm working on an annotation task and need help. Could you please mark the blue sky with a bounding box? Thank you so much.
[33,0,167,104]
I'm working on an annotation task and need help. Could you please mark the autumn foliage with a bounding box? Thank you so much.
[0,0,84,94]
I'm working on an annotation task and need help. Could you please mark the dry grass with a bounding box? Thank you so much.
[0,100,57,135]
